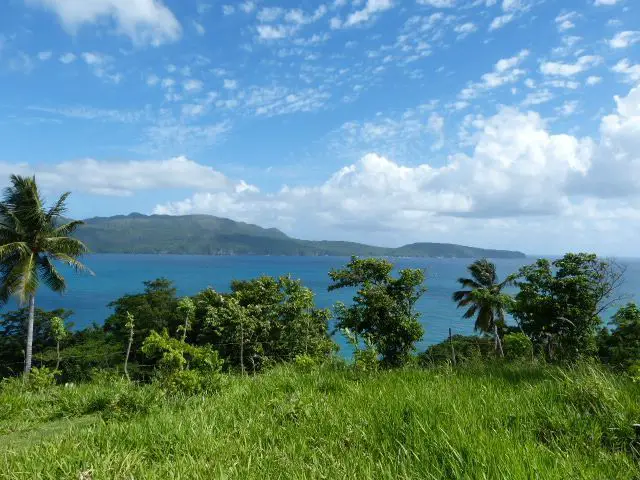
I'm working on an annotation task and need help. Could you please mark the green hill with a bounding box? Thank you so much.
[74,213,526,258]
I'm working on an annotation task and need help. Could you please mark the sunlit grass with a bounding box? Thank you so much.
[1,362,639,479]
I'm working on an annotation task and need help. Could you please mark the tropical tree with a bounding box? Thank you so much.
[177,297,195,342]
[512,253,625,361]
[0,175,91,375]
[452,259,514,357]
[50,316,67,371]
[329,257,426,367]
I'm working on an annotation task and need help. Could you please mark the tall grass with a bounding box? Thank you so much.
[1,362,639,479]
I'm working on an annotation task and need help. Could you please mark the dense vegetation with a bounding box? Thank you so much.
[1,176,639,478]
[73,213,526,258]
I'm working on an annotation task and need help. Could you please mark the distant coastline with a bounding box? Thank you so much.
[73,213,526,259]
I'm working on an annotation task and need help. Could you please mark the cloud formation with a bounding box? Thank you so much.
[26,0,181,46]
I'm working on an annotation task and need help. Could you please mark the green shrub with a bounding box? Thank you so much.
[627,361,640,382]
[26,367,57,391]
[156,370,222,396]
[504,333,533,360]
[293,354,317,372]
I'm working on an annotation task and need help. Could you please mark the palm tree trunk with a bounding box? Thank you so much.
[182,316,188,343]
[494,323,504,358]
[55,341,60,371]
[24,294,35,376]
[124,326,134,381]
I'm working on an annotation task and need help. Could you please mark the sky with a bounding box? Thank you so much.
[0,0,639,256]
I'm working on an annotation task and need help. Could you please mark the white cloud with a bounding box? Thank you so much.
[59,52,76,64]
[156,106,595,228]
[239,1,256,13]
[594,0,621,5]
[343,0,394,28]
[459,49,529,101]
[572,85,640,199]
[555,12,578,32]
[37,51,52,60]
[489,14,514,31]
[3,156,244,196]
[521,89,554,106]
[183,79,203,93]
[257,25,292,40]
[586,76,602,86]
[257,7,284,22]
[540,55,602,77]
[556,100,579,117]
[454,22,476,38]
[609,31,640,49]
[416,0,456,6]
[193,21,205,36]
[222,5,235,15]
[26,0,182,46]
[223,79,238,90]
[612,59,640,84]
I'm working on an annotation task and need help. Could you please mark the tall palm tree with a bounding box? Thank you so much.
[0,175,91,375]
[452,259,513,357]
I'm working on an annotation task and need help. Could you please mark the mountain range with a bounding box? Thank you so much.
[73,213,526,259]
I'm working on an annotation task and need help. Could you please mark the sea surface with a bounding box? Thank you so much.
[7,255,640,351]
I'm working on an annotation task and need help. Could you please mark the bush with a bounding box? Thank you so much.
[503,333,533,361]
[156,370,222,396]
[26,367,57,391]
[418,335,494,366]
[293,355,317,372]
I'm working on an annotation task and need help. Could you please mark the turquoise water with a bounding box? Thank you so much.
[7,255,640,349]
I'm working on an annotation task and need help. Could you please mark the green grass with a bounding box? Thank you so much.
[1,362,639,479]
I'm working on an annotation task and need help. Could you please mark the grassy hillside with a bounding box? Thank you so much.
[1,363,638,479]
[75,213,526,258]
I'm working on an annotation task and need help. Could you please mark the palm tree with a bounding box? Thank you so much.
[0,175,92,376]
[452,259,513,357]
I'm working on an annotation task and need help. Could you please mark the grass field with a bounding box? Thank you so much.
[1,362,639,479]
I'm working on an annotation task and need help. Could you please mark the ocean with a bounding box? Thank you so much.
[8,255,640,350]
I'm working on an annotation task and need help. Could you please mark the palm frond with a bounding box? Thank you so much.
[38,256,67,293]
[475,306,493,332]
[462,304,478,319]
[49,253,94,276]
[0,242,30,261]
[45,192,71,220]
[456,277,482,290]
[452,290,471,303]
[51,220,84,237]
[45,237,89,257]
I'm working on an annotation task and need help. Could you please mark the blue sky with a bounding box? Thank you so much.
[0,0,639,255]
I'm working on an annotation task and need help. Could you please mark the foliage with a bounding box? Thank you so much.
[419,335,496,365]
[511,253,625,362]
[49,316,67,344]
[329,257,426,367]
[141,330,223,394]
[201,276,334,372]
[1,363,638,479]
[452,259,514,356]
[503,332,534,361]
[0,175,91,374]
[176,296,195,341]
[25,366,57,392]
[104,278,179,361]
[342,328,379,373]
[0,307,72,377]
[598,303,640,372]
